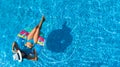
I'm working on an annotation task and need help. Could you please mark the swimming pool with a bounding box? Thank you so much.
[0,0,120,67]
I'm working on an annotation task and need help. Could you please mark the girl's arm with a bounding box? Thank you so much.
[27,49,38,61]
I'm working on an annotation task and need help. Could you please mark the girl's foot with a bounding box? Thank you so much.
[38,16,45,28]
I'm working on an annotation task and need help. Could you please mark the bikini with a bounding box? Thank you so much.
[26,39,35,46]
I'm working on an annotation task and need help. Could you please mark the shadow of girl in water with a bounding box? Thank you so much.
[46,22,73,52]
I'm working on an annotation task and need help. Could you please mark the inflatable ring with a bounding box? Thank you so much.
[15,27,45,54]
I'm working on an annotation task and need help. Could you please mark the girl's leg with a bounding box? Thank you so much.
[27,26,38,40]
[33,27,40,43]
[33,16,45,43]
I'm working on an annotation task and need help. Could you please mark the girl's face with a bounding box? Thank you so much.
[25,42,33,48]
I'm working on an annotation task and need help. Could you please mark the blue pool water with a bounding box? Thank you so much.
[0,0,120,67]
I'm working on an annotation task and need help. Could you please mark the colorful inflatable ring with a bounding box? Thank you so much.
[15,27,45,54]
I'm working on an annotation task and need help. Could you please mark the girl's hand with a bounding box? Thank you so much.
[34,56,38,61]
